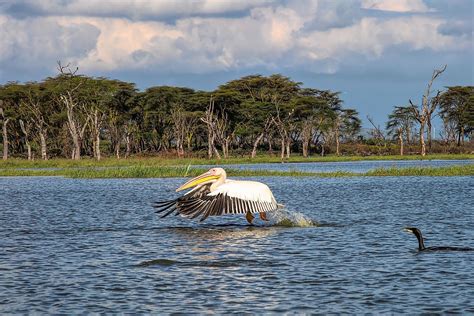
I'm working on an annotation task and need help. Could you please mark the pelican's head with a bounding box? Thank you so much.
[176,167,226,192]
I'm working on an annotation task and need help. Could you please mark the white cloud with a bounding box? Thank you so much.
[0,15,99,69]
[0,0,470,78]
[57,4,309,73]
[361,0,430,13]
[298,16,462,63]
[2,0,275,19]
[54,17,183,71]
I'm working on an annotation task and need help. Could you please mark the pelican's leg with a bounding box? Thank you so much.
[259,212,269,221]
[245,211,255,224]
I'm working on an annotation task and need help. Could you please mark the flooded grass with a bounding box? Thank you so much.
[1,164,472,178]
[365,164,474,177]
[0,153,472,170]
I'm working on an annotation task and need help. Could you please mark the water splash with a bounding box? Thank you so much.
[268,209,319,227]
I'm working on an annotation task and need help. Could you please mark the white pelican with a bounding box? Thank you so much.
[154,167,283,223]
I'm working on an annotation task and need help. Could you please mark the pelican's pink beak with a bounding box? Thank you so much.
[176,171,220,192]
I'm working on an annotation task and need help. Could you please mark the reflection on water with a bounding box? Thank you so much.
[1,170,474,314]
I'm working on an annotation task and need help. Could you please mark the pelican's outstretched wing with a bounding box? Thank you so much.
[153,184,211,218]
[176,192,280,222]
[155,180,281,222]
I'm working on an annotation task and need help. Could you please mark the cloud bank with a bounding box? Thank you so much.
[0,0,471,80]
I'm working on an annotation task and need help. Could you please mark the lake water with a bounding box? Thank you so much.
[207,159,473,173]
[1,161,474,313]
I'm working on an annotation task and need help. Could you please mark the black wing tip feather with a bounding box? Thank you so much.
[153,200,177,217]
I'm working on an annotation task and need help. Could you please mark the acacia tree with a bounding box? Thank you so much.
[18,119,33,160]
[210,91,242,159]
[409,65,447,156]
[299,90,346,157]
[216,75,273,158]
[108,86,139,158]
[291,89,332,157]
[386,106,414,155]
[214,111,233,158]
[141,86,196,154]
[251,117,272,158]
[82,78,123,160]
[439,86,474,146]
[20,83,50,160]
[0,83,24,160]
[170,104,198,157]
[265,75,300,159]
[201,96,221,159]
[170,106,186,157]
[2,70,368,159]
[331,109,361,156]
[84,84,106,161]
[217,75,299,159]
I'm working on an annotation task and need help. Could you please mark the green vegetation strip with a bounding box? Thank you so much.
[0,164,472,178]
[0,153,473,170]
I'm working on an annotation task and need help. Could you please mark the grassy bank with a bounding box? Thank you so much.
[0,153,473,170]
[0,164,472,178]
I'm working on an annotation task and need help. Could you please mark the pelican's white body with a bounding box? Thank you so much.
[208,180,277,204]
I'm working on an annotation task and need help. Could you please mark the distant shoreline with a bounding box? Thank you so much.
[1,154,473,178]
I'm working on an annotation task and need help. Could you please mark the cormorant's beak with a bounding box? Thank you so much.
[176,171,219,192]
[403,228,412,233]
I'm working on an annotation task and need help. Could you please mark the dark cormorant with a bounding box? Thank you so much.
[403,227,473,252]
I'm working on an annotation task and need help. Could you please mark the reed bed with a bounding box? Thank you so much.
[0,153,473,170]
[1,164,472,178]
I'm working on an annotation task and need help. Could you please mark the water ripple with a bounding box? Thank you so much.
[1,171,474,314]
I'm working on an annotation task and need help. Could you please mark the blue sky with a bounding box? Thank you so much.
[0,0,472,128]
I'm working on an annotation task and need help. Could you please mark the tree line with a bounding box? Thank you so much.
[384,65,473,156]
[0,63,472,160]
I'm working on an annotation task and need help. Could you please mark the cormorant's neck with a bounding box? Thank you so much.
[414,230,425,251]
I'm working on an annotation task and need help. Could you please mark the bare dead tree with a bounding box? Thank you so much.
[366,115,388,154]
[214,111,235,159]
[251,117,273,158]
[108,109,122,158]
[86,108,106,160]
[409,65,447,156]
[367,115,385,142]
[427,90,441,150]
[19,119,34,160]
[0,105,10,160]
[57,61,90,160]
[22,91,48,159]
[394,126,404,156]
[440,117,457,145]
[124,122,134,158]
[333,115,342,156]
[171,106,191,158]
[301,119,314,158]
[318,132,329,157]
[304,117,327,158]
[185,119,198,152]
[61,92,89,160]
[273,107,295,160]
[57,60,78,76]
[201,96,221,159]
